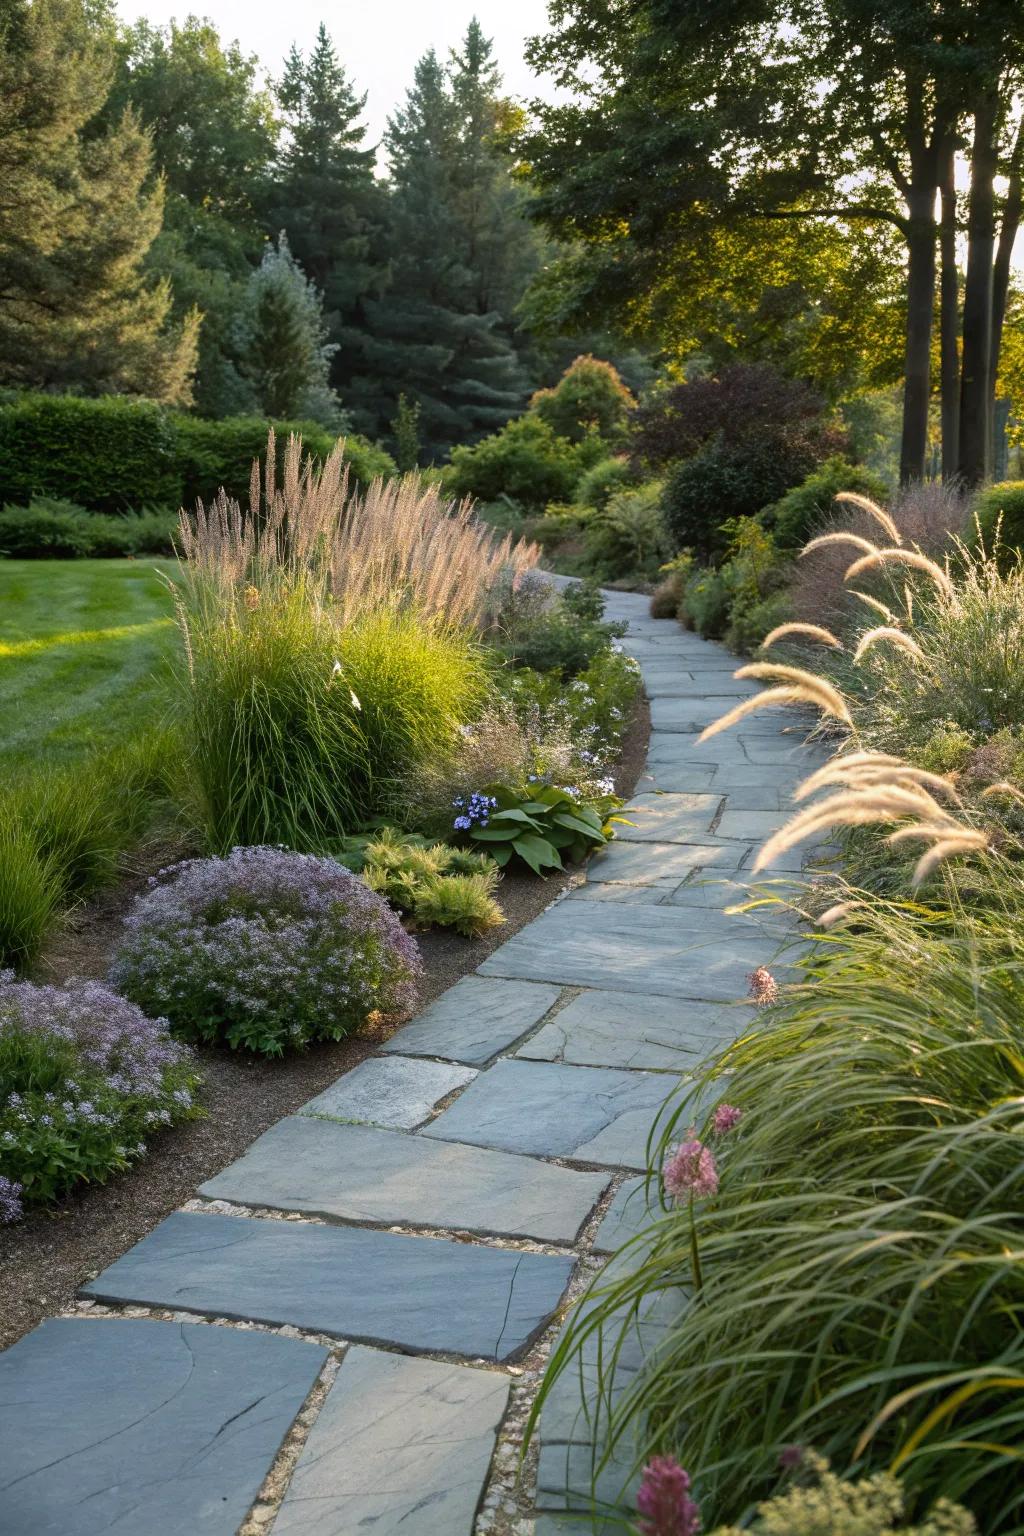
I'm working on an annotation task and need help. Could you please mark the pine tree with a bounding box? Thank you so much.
[0,0,197,402]
[269,25,386,398]
[240,233,345,426]
[355,33,536,456]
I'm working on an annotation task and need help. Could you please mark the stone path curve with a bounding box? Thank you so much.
[0,590,827,1536]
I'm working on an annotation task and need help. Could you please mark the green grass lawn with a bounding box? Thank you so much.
[0,560,179,768]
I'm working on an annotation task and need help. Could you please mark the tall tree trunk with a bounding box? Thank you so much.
[900,177,938,486]
[939,142,960,480]
[958,89,1000,487]
[990,118,1023,410]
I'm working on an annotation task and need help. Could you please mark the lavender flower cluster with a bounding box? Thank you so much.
[451,793,498,832]
[0,973,200,1220]
[109,845,422,1057]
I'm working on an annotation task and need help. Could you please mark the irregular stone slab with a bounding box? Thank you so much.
[201,1116,608,1243]
[715,808,791,841]
[651,697,796,734]
[594,1177,655,1252]
[715,785,788,811]
[274,1346,509,1536]
[300,1054,475,1129]
[588,838,747,885]
[569,882,670,905]
[614,792,721,843]
[479,901,775,1000]
[536,1440,640,1514]
[423,1059,675,1169]
[0,1317,326,1536]
[635,762,719,793]
[641,675,760,698]
[517,988,739,1070]
[380,975,559,1064]
[83,1212,574,1361]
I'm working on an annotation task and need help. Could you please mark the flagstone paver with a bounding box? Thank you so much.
[422,1058,702,1168]
[517,988,747,1070]
[0,584,831,1535]
[0,1317,327,1536]
[200,1115,609,1243]
[83,1211,575,1361]
[273,1346,510,1536]
[379,975,560,1063]
[298,1053,476,1129]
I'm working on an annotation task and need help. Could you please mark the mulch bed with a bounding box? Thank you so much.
[0,694,651,1351]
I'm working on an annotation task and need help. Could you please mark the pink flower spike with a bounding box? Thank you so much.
[711,1104,742,1136]
[663,1138,719,1203]
[747,966,779,1007]
[635,1455,701,1536]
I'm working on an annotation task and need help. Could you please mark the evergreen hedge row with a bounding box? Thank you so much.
[0,395,396,513]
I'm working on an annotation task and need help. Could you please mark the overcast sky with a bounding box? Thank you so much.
[115,0,560,149]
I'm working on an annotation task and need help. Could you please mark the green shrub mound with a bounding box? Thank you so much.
[0,975,201,1218]
[661,436,819,562]
[109,846,422,1057]
[972,480,1024,555]
[573,454,632,510]
[0,499,177,558]
[762,456,891,551]
[356,829,505,938]
[711,1456,975,1536]
[446,414,591,508]
[529,355,635,446]
[0,394,394,514]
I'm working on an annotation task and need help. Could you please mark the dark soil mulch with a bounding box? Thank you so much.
[0,694,650,1350]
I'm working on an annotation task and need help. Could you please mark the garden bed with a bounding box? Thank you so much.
[0,693,650,1350]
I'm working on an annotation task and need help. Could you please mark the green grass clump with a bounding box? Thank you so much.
[182,585,487,852]
[0,826,62,972]
[536,888,1024,1532]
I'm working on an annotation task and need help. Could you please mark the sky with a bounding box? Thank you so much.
[115,0,561,149]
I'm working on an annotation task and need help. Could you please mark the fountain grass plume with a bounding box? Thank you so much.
[844,547,956,603]
[853,626,926,663]
[760,622,842,650]
[834,491,903,545]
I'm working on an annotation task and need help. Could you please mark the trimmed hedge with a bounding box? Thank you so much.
[0,395,395,514]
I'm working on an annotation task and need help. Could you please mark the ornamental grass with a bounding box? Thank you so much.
[536,891,1024,1531]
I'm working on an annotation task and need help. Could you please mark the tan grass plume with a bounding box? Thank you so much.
[734,663,853,725]
[834,491,903,545]
[760,622,842,650]
[844,548,955,603]
[980,781,1024,806]
[912,834,989,888]
[801,532,880,560]
[818,899,867,928]
[849,590,896,622]
[853,626,926,663]
[751,785,959,871]
[697,687,816,743]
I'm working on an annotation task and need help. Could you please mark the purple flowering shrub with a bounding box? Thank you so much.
[109,846,422,1057]
[0,973,200,1220]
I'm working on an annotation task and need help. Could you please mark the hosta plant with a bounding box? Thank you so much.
[454,781,624,874]
[0,974,200,1217]
[109,846,421,1056]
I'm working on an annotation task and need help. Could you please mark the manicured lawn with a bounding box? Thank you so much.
[0,560,178,767]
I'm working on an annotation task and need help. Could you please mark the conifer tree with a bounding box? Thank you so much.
[0,0,197,402]
[356,31,537,455]
[239,233,344,426]
[269,25,385,398]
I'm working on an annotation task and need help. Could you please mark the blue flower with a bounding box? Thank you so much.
[453,815,472,831]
